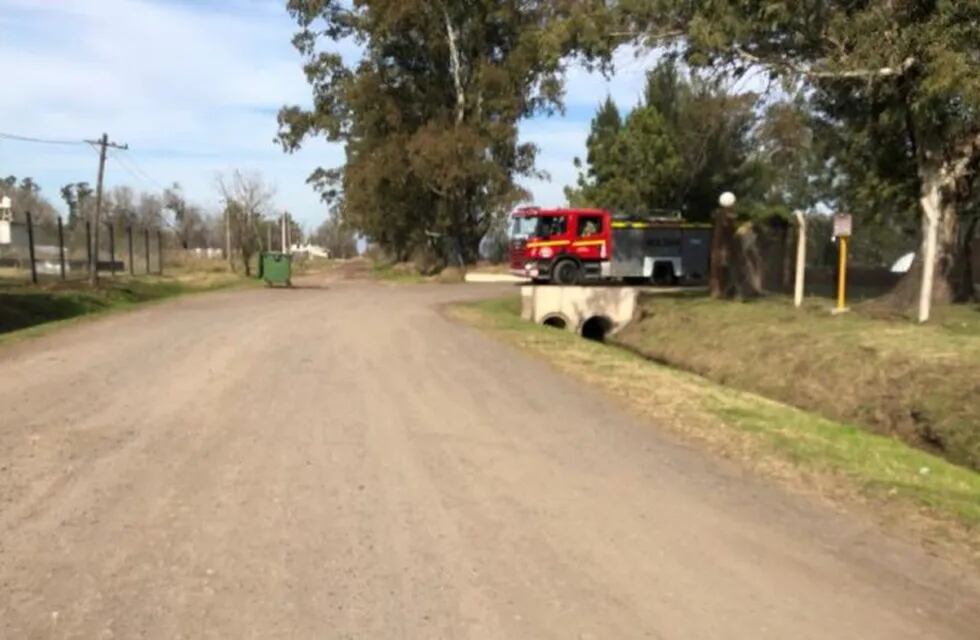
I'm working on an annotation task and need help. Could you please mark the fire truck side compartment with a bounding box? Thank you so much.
[680,228,711,283]
[610,225,711,283]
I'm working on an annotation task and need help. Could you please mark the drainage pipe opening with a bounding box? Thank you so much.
[542,316,567,330]
[581,316,612,342]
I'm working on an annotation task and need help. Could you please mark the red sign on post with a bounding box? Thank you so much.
[833,213,853,238]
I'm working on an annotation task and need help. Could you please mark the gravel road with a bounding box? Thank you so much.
[1,277,977,639]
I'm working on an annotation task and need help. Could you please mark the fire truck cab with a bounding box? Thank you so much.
[510,206,711,285]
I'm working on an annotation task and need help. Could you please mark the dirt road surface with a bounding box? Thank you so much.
[1,278,978,639]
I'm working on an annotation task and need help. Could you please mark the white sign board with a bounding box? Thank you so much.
[833,213,853,238]
[0,220,10,244]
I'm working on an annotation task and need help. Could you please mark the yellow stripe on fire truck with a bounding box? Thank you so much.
[526,240,571,248]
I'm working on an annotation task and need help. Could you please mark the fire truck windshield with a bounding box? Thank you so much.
[511,215,540,239]
[511,215,566,239]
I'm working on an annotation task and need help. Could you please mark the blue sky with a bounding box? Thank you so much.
[0,0,653,231]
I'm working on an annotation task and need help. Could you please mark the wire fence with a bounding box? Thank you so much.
[0,214,164,285]
[798,213,920,300]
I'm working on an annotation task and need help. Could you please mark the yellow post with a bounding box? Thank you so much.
[836,235,849,313]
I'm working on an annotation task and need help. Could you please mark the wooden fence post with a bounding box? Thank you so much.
[57,216,67,281]
[127,226,134,275]
[86,221,93,275]
[108,223,116,277]
[26,211,38,284]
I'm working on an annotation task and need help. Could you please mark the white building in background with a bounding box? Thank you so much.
[290,243,330,259]
[191,247,224,259]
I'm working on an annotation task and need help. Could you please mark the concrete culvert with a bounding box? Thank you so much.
[580,316,612,342]
[542,316,567,330]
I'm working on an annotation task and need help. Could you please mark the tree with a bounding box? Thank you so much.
[60,182,94,228]
[278,0,606,266]
[566,96,623,206]
[312,215,358,259]
[567,60,761,220]
[216,170,274,275]
[617,1,980,310]
[136,191,163,228]
[755,98,826,215]
[0,175,58,225]
[163,183,207,249]
[108,186,137,228]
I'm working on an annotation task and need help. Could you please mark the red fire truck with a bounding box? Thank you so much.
[509,206,712,285]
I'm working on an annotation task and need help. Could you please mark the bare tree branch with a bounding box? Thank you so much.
[733,46,916,80]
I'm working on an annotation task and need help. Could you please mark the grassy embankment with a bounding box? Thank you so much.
[0,259,252,339]
[451,295,980,557]
[371,261,433,284]
[616,294,980,472]
[370,261,472,284]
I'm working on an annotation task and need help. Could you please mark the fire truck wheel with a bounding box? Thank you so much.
[553,260,581,285]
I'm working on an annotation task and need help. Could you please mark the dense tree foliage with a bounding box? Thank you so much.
[163,183,208,250]
[0,176,59,224]
[217,170,276,275]
[59,182,94,228]
[613,0,980,304]
[567,60,764,222]
[312,215,358,259]
[278,0,607,264]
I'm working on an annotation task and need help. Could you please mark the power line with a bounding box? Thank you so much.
[120,150,170,191]
[107,149,155,189]
[108,149,168,191]
[0,131,86,146]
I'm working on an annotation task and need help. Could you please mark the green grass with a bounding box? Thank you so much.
[0,271,252,340]
[370,262,434,284]
[451,295,980,550]
[614,294,980,472]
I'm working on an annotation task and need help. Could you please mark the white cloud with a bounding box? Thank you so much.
[0,0,346,228]
[563,46,659,110]
[1,0,654,227]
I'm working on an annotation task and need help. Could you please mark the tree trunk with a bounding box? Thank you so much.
[882,168,962,309]
[956,216,979,301]
[709,209,765,299]
[783,220,801,294]
[733,222,764,299]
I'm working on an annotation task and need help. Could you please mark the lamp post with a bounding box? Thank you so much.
[710,192,736,298]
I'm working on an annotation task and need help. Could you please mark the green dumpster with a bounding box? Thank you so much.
[259,252,292,287]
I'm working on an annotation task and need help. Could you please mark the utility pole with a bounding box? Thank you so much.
[85,133,128,285]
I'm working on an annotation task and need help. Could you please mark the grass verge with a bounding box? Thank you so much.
[0,270,253,341]
[371,262,433,284]
[614,294,980,472]
[450,295,980,560]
